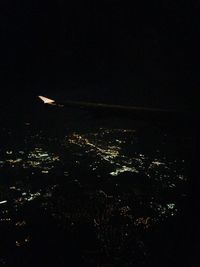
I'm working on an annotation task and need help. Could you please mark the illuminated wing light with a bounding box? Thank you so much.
[38,96,55,105]
[0,200,7,205]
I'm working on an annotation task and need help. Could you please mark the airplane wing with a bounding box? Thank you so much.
[38,95,193,124]
[38,96,56,105]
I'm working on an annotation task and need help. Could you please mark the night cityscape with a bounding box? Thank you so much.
[0,108,196,266]
[1,1,200,266]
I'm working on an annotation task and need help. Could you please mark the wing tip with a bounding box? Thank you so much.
[38,95,55,105]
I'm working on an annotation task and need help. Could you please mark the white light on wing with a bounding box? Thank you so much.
[38,96,55,105]
[0,200,7,205]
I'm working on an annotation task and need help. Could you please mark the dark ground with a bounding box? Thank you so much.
[0,96,199,266]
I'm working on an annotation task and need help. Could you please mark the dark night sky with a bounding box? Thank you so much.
[0,1,200,109]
